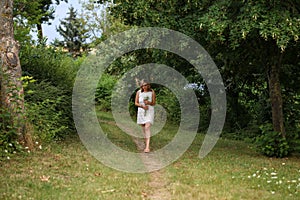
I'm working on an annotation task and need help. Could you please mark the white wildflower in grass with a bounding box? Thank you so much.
[13,151,16,154]
[8,143,12,147]
[248,168,300,195]
[39,145,42,150]
[7,156,10,160]
[282,163,286,166]
[25,146,29,149]
[4,149,8,153]
[35,141,39,145]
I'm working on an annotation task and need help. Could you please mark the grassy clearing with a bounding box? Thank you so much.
[1,111,300,199]
[164,136,300,200]
[0,137,150,200]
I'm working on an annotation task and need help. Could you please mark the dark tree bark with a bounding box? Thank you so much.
[37,22,43,41]
[0,0,27,142]
[267,53,286,137]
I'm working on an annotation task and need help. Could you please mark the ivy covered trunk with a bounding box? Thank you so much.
[0,0,26,140]
[267,54,286,137]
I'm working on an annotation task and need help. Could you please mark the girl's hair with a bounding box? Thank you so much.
[140,81,153,92]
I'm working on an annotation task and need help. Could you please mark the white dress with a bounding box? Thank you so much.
[137,90,154,125]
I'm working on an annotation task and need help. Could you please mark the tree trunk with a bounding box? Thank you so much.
[0,0,26,140]
[267,54,286,137]
[37,22,43,41]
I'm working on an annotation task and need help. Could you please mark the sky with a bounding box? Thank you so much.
[41,0,83,43]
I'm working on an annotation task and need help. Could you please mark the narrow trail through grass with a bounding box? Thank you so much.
[1,111,300,199]
[102,119,172,200]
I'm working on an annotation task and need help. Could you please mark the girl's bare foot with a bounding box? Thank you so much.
[144,148,150,153]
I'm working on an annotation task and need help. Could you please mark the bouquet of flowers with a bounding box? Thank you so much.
[143,96,149,116]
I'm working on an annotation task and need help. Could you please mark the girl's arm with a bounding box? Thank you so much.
[135,90,144,108]
[151,90,156,106]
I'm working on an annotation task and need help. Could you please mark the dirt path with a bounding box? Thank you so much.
[100,120,172,200]
[131,136,171,200]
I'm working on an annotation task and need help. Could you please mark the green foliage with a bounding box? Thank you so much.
[156,88,181,123]
[0,107,22,159]
[24,80,70,141]
[20,44,83,141]
[200,0,300,50]
[0,72,25,159]
[55,6,90,57]
[20,44,80,90]
[14,21,34,47]
[95,74,118,111]
[255,124,290,158]
[287,131,300,154]
[14,0,68,27]
[85,0,300,158]
[14,0,46,25]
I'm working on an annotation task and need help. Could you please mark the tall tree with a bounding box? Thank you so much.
[100,0,300,137]
[14,0,68,41]
[56,6,90,56]
[0,0,25,140]
[80,0,131,45]
[199,0,300,137]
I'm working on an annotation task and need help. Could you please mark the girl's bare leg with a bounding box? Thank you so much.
[144,122,151,152]
[141,124,146,149]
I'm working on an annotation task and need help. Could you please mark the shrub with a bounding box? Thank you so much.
[0,75,25,158]
[95,74,118,111]
[24,80,71,141]
[156,87,181,123]
[20,45,83,139]
[255,124,290,158]
[286,129,300,154]
[20,44,81,90]
[0,107,23,159]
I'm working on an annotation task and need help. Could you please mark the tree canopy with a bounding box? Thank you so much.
[14,0,68,40]
[55,6,90,56]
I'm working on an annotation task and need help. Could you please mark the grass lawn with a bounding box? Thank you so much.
[1,111,299,199]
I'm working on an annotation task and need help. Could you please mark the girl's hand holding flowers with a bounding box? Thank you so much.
[143,96,150,116]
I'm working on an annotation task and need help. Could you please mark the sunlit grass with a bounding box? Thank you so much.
[0,136,150,200]
[164,134,300,200]
[1,111,299,199]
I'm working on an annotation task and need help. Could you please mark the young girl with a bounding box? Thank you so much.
[135,81,156,153]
